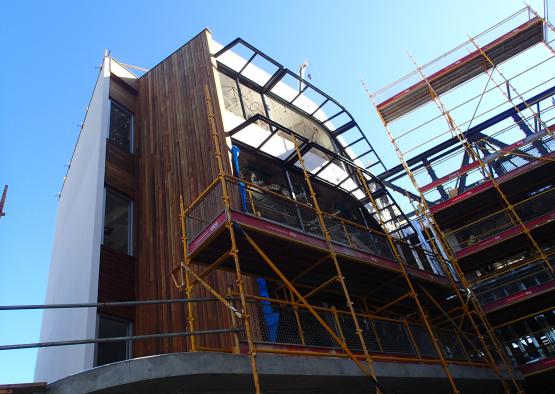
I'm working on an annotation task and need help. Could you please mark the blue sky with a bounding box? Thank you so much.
[0,0,548,384]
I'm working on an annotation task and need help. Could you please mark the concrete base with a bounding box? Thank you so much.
[47,352,523,394]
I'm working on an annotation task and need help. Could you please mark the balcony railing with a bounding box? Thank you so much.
[185,175,445,277]
[499,325,555,367]
[242,296,486,363]
[444,186,555,253]
[474,258,555,306]
[422,120,555,210]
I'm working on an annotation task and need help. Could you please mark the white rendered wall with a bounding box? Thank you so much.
[35,57,111,383]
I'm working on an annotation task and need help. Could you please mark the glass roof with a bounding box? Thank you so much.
[214,38,415,239]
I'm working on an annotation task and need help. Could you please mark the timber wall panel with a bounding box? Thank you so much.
[134,30,253,356]
[105,141,135,198]
[109,75,137,113]
[98,246,135,321]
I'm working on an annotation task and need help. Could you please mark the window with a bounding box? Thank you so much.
[95,315,131,366]
[109,101,133,152]
[103,189,132,255]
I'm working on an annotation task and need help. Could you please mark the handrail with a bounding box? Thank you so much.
[224,174,434,256]
[473,260,554,303]
[238,292,486,364]
[372,7,533,100]
[420,125,555,198]
[183,177,221,216]
[221,175,442,275]
[444,187,555,246]
[470,248,555,285]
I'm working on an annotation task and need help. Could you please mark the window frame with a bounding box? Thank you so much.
[102,187,134,256]
[94,314,133,367]
[108,100,134,154]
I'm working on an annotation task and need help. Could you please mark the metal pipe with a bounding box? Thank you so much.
[0,328,242,351]
[0,297,220,311]
[239,225,383,392]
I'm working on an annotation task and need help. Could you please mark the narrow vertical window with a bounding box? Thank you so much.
[109,101,133,152]
[103,189,133,255]
[95,315,131,366]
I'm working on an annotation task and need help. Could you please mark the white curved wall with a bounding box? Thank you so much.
[35,57,111,383]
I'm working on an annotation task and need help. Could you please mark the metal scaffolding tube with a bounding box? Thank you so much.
[290,134,382,392]
[364,78,525,393]
[354,167,461,394]
[464,35,553,274]
[204,84,262,394]
[239,226,384,392]
[179,195,197,351]
[0,297,221,311]
[412,55,528,391]
[0,329,241,352]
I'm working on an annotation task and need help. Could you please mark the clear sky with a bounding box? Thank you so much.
[0,0,548,384]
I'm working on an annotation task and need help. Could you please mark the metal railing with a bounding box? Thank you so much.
[0,298,240,351]
[185,180,225,242]
[422,128,555,205]
[242,295,488,365]
[185,175,445,277]
[474,258,555,306]
[445,186,555,252]
[499,324,555,367]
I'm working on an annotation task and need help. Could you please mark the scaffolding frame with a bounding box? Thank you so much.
[165,79,522,393]
[369,5,555,392]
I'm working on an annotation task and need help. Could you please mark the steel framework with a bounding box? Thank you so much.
[167,75,520,393]
[369,5,555,392]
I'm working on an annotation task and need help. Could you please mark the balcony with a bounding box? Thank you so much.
[498,314,555,376]
[473,259,555,313]
[430,143,555,219]
[243,295,487,364]
[443,187,555,266]
[185,176,451,294]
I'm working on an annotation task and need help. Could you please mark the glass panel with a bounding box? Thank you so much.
[109,102,133,152]
[104,189,132,255]
[218,71,243,118]
[216,42,253,73]
[291,86,327,115]
[265,96,336,152]
[240,83,266,119]
[241,55,278,86]
[95,315,130,366]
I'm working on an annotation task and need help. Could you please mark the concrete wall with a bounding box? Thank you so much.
[35,56,111,383]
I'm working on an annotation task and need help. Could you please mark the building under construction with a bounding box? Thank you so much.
[371,6,555,393]
[1,5,552,394]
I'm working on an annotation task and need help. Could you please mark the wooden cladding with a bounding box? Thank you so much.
[98,246,135,321]
[109,74,137,114]
[134,30,244,356]
[105,140,135,198]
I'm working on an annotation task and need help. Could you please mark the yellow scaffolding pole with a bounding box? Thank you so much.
[354,167,461,394]
[290,134,383,392]
[462,38,553,273]
[179,196,197,351]
[239,227,384,392]
[409,55,535,393]
[364,76,525,393]
[203,84,262,394]
[405,193,516,377]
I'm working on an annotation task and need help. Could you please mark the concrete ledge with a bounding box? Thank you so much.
[47,352,523,394]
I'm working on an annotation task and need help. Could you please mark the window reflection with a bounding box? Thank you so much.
[109,101,133,152]
[103,189,132,255]
[95,315,131,366]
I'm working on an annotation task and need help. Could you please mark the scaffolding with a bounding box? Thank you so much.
[369,5,555,391]
[166,67,521,391]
